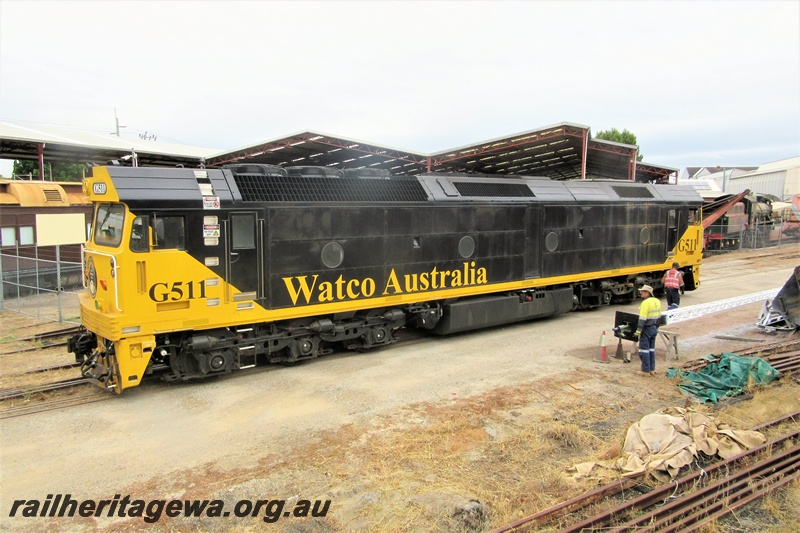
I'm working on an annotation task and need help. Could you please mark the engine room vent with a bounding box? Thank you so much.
[233,175,430,203]
[42,187,65,203]
[453,182,535,198]
[343,168,392,179]
[224,164,287,177]
[612,185,654,199]
[286,166,344,178]
[194,170,214,196]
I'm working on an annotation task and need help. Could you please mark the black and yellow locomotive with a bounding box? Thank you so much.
[69,165,704,393]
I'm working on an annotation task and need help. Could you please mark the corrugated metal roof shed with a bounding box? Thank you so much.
[205,122,675,182]
[0,122,219,167]
[1,121,677,183]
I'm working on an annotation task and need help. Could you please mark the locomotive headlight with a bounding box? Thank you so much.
[88,257,98,298]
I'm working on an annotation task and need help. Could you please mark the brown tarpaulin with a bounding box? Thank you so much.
[569,407,766,482]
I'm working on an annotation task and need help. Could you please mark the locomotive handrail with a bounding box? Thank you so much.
[86,248,122,313]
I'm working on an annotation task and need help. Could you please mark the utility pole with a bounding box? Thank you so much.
[112,108,126,136]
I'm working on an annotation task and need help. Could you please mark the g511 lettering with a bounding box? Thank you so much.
[149,281,206,302]
[677,237,698,253]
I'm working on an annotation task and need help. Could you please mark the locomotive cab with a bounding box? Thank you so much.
[72,165,332,393]
[75,200,159,391]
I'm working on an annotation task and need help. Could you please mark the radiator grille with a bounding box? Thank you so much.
[234,175,430,203]
[453,181,535,198]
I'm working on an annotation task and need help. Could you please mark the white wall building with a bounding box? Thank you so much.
[679,167,752,194]
[725,157,800,200]
[681,157,800,200]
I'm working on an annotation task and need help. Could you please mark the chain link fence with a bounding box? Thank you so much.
[705,208,800,254]
[0,245,83,324]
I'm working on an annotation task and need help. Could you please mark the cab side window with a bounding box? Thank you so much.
[231,213,256,249]
[130,216,150,252]
[94,204,125,247]
[153,216,185,250]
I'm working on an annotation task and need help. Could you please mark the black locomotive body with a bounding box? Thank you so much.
[69,165,704,392]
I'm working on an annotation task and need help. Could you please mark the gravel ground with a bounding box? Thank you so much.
[1,243,798,532]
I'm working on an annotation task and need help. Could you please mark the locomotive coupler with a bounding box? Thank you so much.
[80,350,116,390]
[68,332,96,363]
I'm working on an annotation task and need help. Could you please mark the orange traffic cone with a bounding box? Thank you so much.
[594,330,610,364]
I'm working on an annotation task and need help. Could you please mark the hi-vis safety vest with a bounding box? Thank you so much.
[664,269,683,289]
[638,297,663,328]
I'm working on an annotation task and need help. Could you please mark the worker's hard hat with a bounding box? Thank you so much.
[639,284,654,293]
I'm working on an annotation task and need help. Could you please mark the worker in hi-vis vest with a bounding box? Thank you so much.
[662,262,685,310]
[635,284,662,376]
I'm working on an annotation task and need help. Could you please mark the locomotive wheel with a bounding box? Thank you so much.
[350,326,393,352]
[281,336,320,363]
[209,353,226,371]
[298,337,314,355]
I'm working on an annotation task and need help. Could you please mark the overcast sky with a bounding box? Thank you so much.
[1,0,798,177]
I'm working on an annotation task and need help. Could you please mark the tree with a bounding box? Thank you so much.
[595,128,644,161]
[11,160,86,182]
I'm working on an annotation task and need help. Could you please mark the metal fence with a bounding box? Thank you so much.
[0,245,83,324]
[705,213,800,254]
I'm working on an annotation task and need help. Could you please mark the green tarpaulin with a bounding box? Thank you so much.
[666,353,780,404]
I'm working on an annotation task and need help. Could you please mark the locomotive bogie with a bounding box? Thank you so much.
[70,166,704,393]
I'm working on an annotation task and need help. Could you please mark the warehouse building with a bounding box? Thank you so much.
[723,157,800,200]
[1,121,675,183]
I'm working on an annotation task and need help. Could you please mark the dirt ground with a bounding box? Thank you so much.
[1,244,799,532]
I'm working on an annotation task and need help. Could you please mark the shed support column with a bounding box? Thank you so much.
[581,129,588,179]
[38,142,45,181]
[629,150,637,181]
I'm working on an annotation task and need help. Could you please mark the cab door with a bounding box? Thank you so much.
[226,212,261,301]
[666,209,679,253]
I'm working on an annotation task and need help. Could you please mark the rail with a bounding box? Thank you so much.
[490,337,800,532]
[491,416,800,532]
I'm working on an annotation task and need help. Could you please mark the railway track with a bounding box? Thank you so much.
[0,341,70,355]
[0,375,111,419]
[491,411,800,532]
[490,336,800,533]
[16,325,83,342]
[681,338,800,374]
[0,362,80,379]
[0,325,82,356]
[0,376,91,401]
[0,391,112,419]
[0,325,81,344]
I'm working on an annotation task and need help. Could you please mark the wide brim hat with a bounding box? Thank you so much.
[639,284,654,293]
